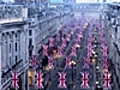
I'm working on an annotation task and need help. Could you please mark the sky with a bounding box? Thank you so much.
[2,0,14,2]
[76,0,120,3]
[2,0,120,3]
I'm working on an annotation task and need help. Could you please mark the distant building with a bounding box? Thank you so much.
[64,0,76,4]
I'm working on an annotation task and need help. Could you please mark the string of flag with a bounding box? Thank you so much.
[11,18,112,89]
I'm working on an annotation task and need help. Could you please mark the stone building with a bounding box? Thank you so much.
[0,3,74,90]
[100,3,120,90]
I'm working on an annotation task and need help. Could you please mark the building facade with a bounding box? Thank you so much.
[0,3,74,90]
[100,3,120,89]
[0,5,29,90]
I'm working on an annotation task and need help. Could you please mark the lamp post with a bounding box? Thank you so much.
[45,65,53,83]
[69,60,76,90]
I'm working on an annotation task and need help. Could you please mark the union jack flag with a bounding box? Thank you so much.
[66,35,70,41]
[49,37,54,47]
[87,43,92,49]
[102,57,108,68]
[79,31,82,35]
[56,34,60,42]
[74,38,80,45]
[83,57,89,68]
[48,56,54,68]
[81,72,89,89]
[57,46,63,55]
[31,55,37,67]
[11,71,19,89]
[88,33,92,38]
[35,72,43,89]
[88,36,92,43]
[70,30,74,35]
[70,46,77,57]
[58,72,67,89]
[87,47,92,58]
[42,45,48,56]
[103,71,111,89]
[65,56,71,68]
[61,38,66,48]
[102,45,108,57]
[100,35,105,44]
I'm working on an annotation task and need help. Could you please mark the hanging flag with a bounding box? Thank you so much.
[74,39,80,48]
[80,72,89,89]
[87,43,92,49]
[42,45,48,56]
[100,34,105,44]
[31,55,37,67]
[102,57,108,68]
[83,57,89,68]
[87,47,92,58]
[76,34,81,41]
[49,37,54,47]
[103,71,111,89]
[70,29,74,35]
[57,46,63,55]
[58,72,67,89]
[70,46,77,57]
[11,71,19,89]
[48,56,54,69]
[88,32,92,38]
[65,56,71,68]
[88,35,92,43]
[66,34,70,42]
[102,45,108,57]
[35,72,43,89]
[74,38,79,45]
[56,34,60,42]
[61,38,66,48]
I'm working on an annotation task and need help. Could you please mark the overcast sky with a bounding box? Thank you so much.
[76,0,120,3]
[3,0,14,2]
[2,0,120,3]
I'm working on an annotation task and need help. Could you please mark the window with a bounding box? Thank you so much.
[29,38,32,57]
[9,57,12,65]
[15,55,18,63]
[15,42,17,52]
[9,34,11,39]
[29,30,32,36]
[29,38,32,45]
[15,33,17,38]
[2,33,4,36]
[9,43,11,53]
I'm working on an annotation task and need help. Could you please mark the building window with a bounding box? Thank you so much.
[9,43,11,53]
[9,34,11,39]
[9,57,12,65]
[29,30,32,36]
[15,42,17,52]
[29,38,32,57]
[15,33,17,38]
[15,55,18,63]
[2,33,4,36]
[29,38,32,45]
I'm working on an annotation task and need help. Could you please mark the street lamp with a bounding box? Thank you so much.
[45,65,54,81]
[69,60,77,89]
[96,81,99,84]
[96,66,99,69]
